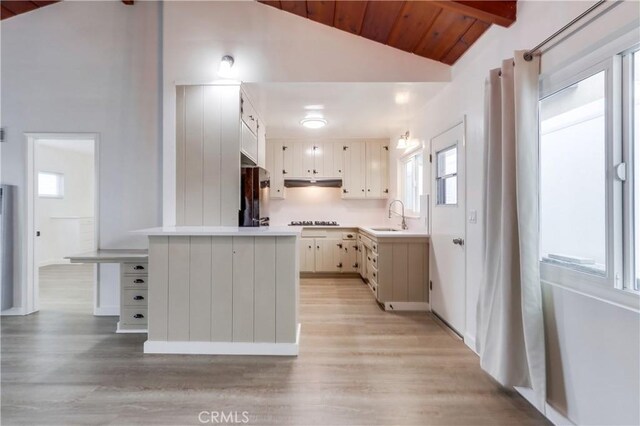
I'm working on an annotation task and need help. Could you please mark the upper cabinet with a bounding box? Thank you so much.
[239,89,266,167]
[266,138,389,200]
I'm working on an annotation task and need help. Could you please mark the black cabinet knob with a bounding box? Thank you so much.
[134,279,144,284]
[133,313,145,319]
[133,265,145,270]
[133,295,144,301]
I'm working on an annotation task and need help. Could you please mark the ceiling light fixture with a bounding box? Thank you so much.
[300,117,327,129]
[218,55,235,78]
[397,131,410,149]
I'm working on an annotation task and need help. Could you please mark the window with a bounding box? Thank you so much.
[540,71,606,276]
[539,42,640,301]
[38,172,64,198]
[435,145,458,205]
[401,151,423,214]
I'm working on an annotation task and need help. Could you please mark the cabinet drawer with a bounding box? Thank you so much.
[342,232,357,240]
[122,289,148,307]
[120,308,148,326]
[366,252,378,268]
[122,275,149,289]
[240,93,258,135]
[122,262,148,275]
[372,241,378,254]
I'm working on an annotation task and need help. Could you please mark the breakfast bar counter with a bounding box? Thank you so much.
[134,226,301,356]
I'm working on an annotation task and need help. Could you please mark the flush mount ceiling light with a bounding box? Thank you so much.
[300,117,327,129]
[218,55,235,78]
[397,131,410,149]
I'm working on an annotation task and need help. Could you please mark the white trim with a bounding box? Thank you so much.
[144,324,301,356]
[93,305,119,316]
[25,133,100,316]
[515,387,575,426]
[0,307,29,316]
[383,301,429,311]
[464,333,477,354]
[38,259,71,267]
[116,322,147,334]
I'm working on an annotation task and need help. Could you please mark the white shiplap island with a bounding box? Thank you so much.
[134,226,301,356]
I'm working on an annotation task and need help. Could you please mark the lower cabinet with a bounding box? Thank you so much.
[316,239,342,272]
[300,238,316,272]
[118,262,149,333]
[299,229,360,274]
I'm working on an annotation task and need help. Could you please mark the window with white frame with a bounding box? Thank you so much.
[38,172,64,198]
[435,145,458,206]
[539,43,640,298]
[400,151,423,215]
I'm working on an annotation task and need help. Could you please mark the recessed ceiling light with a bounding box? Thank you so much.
[300,118,327,129]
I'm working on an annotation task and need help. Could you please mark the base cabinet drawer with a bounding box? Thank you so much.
[122,275,149,289]
[122,262,149,275]
[122,289,148,307]
[120,308,148,326]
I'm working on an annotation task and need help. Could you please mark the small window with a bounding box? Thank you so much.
[436,145,457,205]
[401,151,423,214]
[38,172,64,198]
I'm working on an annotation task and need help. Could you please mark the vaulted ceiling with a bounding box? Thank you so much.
[1,1,58,20]
[258,1,517,65]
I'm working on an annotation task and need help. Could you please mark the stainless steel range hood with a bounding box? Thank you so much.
[284,178,342,188]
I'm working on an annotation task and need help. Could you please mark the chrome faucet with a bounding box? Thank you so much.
[388,199,408,230]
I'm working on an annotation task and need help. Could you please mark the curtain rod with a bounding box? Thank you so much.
[523,0,608,61]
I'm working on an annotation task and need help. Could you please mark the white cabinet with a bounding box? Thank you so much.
[266,141,285,199]
[333,141,344,177]
[241,121,258,164]
[257,117,266,168]
[300,238,316,272]
[316,239,342,272]
[342,140,388,199]
[340,239,359,273]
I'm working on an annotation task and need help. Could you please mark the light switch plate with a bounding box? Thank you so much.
[468,209,477,224]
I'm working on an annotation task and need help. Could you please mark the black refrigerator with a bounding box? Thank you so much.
[239,166,270,227]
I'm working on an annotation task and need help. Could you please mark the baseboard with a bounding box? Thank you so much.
[144,323,301,356]
[515,386,574,426]
[94,305,119,316]
[116,321,147,334]
[384,301,429,311]
[301,272,361,279]
[464,333,478,354]
[0,307,27,316]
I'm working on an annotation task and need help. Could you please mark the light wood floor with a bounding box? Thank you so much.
[1,264,549,425]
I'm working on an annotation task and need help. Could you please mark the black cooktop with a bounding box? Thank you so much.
[289,221,340,226]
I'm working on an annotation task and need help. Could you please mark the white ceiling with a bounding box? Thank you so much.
[38,139,95,155]
[243,82,445,139]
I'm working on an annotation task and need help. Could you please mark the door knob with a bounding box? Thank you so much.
[452,238,464,246]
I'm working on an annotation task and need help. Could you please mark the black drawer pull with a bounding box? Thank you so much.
[368,256,371,261]
[347,234,353,238]
[133,295,144,301]
[133,265,145,270]
[133,313,145,319]
[134,279,145,284]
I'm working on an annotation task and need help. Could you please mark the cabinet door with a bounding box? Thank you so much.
[341,240,359,273]
[357,242,366,278]
[257,118,266,169]
[300,238,315,272]
[282,142,293,179]
[365,140,389,198]
[267,141,285,199]
[241,122,258,164]
[314,141,335,178]
[342,141,366,198]
[291,141,314,178]
[316,239,342,272]
[333,141,344,178]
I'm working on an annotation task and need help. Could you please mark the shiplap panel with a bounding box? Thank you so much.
[184,86,204,225]
[202,87,222,225]
[220,86,241,225]
[189,237,212,341]
[148,236,169,341]
[392,243,409,301]
[211,237,233,341]
[254,237,276,342]
[276,237,298,343]
[407,243,425,302]
[377,243,393,303]
[232,237,255,342]
[175,87,186,225]
[167,236,190,340]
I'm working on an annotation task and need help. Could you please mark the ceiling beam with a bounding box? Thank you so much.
[432,1,516,27]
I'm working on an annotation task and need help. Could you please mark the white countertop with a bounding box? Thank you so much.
[271,224,430,238]
[66,249,148,263]
[133,226,302,237]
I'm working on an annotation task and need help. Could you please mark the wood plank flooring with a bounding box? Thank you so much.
[1,265,549,425]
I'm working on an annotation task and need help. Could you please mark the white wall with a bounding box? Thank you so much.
[0,1,161,313]
[162,0,451,226]
[390,1,640,424]
[36,144,95,265]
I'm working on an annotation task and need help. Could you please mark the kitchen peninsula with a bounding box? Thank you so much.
[134,226,301,356]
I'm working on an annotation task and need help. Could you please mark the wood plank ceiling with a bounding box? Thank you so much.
[258,1,517,65]
[1,1,58,20]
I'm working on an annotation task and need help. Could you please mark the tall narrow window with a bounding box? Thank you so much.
[38,172,64,198]
[540,71,606,276]
[436,145,457,205]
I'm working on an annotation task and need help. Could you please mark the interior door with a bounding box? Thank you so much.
[430,122,466,335]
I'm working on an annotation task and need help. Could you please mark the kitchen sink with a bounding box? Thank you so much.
[370,227,401,232]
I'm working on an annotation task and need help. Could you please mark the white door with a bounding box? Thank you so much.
[430,122,466,335]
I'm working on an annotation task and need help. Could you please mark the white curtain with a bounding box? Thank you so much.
[476,51,547,412]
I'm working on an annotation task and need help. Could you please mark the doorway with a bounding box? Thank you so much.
[26,134,99,314]
[429,121,466,336]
